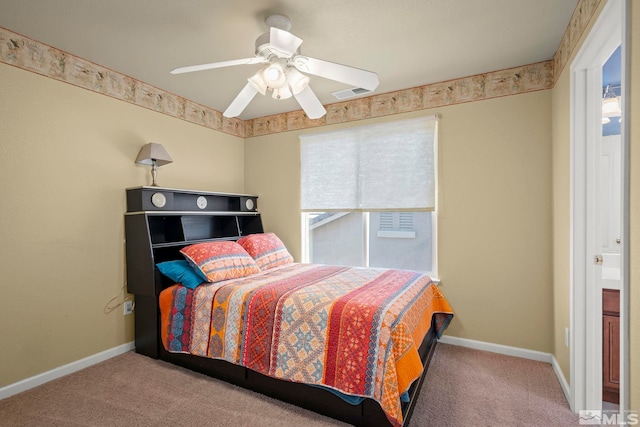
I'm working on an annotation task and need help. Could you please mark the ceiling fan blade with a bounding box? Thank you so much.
[223,83,259,118]
[171,57,267,75]
[294,86,327,119]
[293,56,379,91]
[270,27,303,56]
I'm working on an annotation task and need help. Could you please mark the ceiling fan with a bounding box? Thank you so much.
[170,15,379,119]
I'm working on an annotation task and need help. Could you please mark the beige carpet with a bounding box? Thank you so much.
[414,344,579,426]
[0,343,578,426]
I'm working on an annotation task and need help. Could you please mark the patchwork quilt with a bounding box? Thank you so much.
[159,263,453,426]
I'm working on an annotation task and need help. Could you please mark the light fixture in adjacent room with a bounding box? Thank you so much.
[601,84,621,124]
[135,143,173,187]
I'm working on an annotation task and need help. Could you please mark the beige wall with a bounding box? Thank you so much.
[246,90,554,353]
[551,64,572,383]
[0,63,245,387]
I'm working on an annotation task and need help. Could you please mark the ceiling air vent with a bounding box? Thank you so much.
[331,87,372,100]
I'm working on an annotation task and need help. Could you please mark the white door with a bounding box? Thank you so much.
[600,134,622,290]
[570,0,628,416]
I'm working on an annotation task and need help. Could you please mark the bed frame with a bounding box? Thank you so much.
[125,186,439,426]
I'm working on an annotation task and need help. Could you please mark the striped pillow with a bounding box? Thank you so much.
[180,241,260,283]
[237,233,294,271]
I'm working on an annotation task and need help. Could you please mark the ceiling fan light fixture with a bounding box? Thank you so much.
[248,71,268,96]
[264,66,280,81]
[287,68,310,95]
[272,85,293,100]
[263,62,287,88]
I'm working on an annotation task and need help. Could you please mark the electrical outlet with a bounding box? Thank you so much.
[123,300,134,316]
[565,327,570,347]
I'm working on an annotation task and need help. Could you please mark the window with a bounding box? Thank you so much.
[300,116,438,276]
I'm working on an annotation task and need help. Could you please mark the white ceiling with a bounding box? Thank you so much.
[0,0,578,120]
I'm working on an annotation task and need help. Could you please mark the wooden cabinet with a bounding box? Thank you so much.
[124,186,263,357]
[603,289,620,404]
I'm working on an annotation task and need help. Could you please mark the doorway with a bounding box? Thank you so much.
[600,46,622,409]
[569,0,629,416]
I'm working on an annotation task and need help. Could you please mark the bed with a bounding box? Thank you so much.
[125,187,454,427]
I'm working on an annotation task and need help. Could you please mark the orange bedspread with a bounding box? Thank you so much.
[160,263,453,426]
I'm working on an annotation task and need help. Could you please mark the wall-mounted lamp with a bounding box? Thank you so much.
[135,142,173,186]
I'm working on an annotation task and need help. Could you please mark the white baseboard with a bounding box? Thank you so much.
[438,335,572,406]
[551,355,571,405]
[438,335,552,363]
[0,341,135,400]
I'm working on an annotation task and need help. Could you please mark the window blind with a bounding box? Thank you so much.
[300,115,437,211]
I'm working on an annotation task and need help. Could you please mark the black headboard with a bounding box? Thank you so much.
[124,186,263,358]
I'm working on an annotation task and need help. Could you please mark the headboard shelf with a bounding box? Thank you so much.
[125,187,263,298]
[126,186,258,213]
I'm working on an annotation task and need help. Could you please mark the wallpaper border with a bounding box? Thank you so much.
[0,27,245,138]
[0,0,601,138]
[246,61,552,137]
[552,0,603,83]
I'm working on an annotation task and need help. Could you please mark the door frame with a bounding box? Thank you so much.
[569,0,629,414]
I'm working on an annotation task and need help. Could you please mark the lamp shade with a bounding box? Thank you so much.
[287,68,309,95]
[272,85,293,100]
[262,62,287,89]
[135,143,173,166]
[602,96,621,116]
[248,71,268,96]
